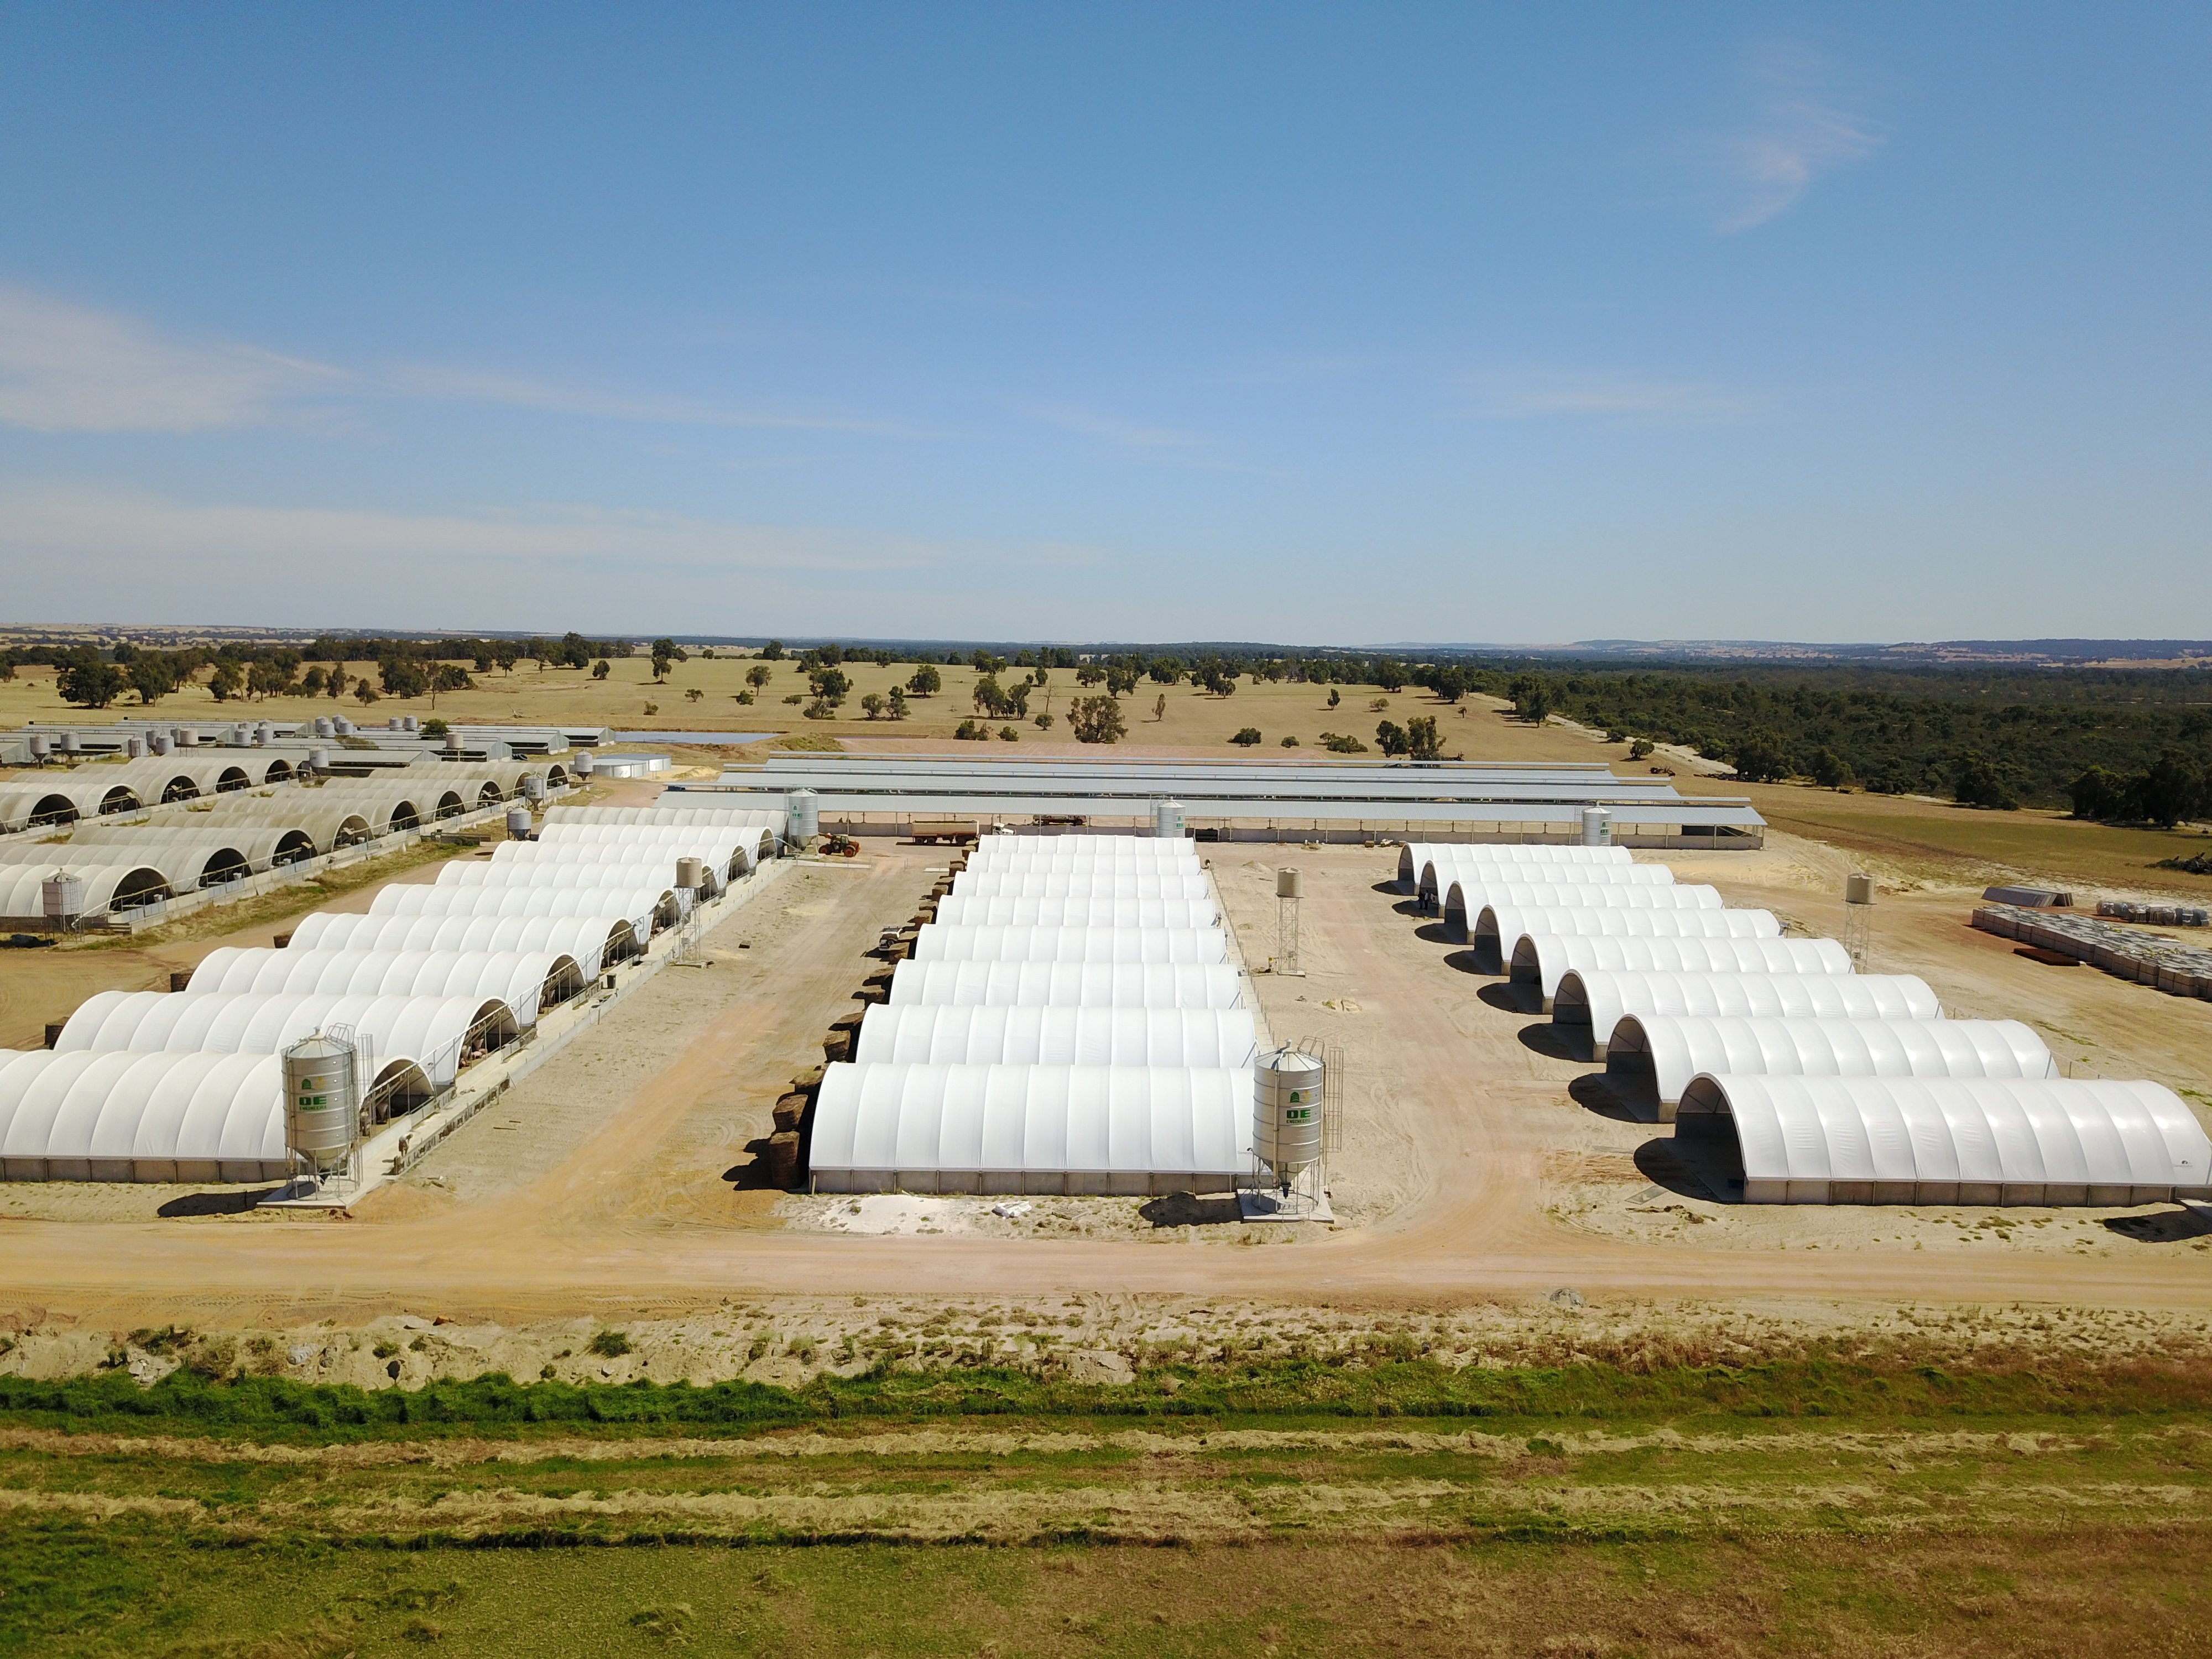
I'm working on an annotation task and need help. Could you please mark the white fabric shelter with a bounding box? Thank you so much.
[963,851,1202,875]
[1610,1015,2054,1118]
[1474,904,1782,964]
[286,911,637,977]
[948,872,1213,902]
[968,834,1178,857]
[186,948,581,1024]
[0,862,170,917]
[912,925,1229,965]
[1510,934,1854,1010]
[56,990,512,1089]
[888,961,1245,1009]
[370,881,678,930]
[1556,970,1942,1057]
[857,1006,1258,1067]
[809,1062,1253,1194]
[525,823,776,873]
[438,859,710,899]
[1418,858,1672,898]
[0,1050,286,1182]
[1396,841,1631,884]
[1677,1074,2212,1205]
[542,805,785,828]
[932,896,1219,931]
[1441,880,1721,942]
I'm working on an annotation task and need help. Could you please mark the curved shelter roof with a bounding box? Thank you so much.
[165,802,374,853]
[0,773,148,830]
[912,925,1229,966]
[186,948,581,1022]
[948,872,1213,902]
[1418,857,1670,898]
[56,990,513,1089]
[1610,1015,2053,1116]
[967,846,1201,869]
[1509,934,1853,1009]
[933,896,1220,931]
[809,1062,1254,1194]
[1396,841,1631,885]
[288,911,637,975]
[533,823,776,872]
[1556,969,1941,1056]
[62,823,317,870]
[0,839,250,892]
[488,841,744,884]
[1473,904,1781,967]
[888,961,1245,1009]
[0,862,170,917]
[856,1006,1258,1067]
[369,881,679,931]
[1441,879,1721,942]
[0,1049,287,1182]
[542,804,785,828]
[437,859,707,895]
[1676,1074,2211,1205]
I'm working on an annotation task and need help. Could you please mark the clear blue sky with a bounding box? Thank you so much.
[0,4,2205,644]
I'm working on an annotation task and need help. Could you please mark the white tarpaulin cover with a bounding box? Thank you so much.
[1677,1073,2212,1204]
[369,883,677,928]
[888,962,1245,1009]
[186,948,578,1024]
[1397,841,1632,884]
[0,1049,287,1182]
[287,911,635,976]
[1440,880,1721,941]
[948,872,1213,901]
[856,1005,1258,1067]
[809,1062,1253,1194]
[932,896,1220,930]
[912,925,1228,965]
[1475,904,1782,962]
[1557,969,1941,1055]
[440,858,712,895]
[1510,934,1854,1009]
[1610,1015,2054,1115]
[1418,858,1672,897]
[55,990,509,1088]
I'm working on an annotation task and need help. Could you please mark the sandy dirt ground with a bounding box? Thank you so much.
[2,790,2211,1352]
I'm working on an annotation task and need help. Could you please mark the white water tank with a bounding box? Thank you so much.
[59,731,80,754]
[403,715,418,733]
[149,732,171,755]
[789,789,820,841]
[1580,807,1612,847]
[314,717,333,739]
[176,726,198,747]
[284,1034,357,1173]
[444,727,464,753]
[1846,872,1876,906]
[1154,799,1186,839]
[333,718,354,737]
[676,855,707,891]
[124,736,144,758]
[574,751,595,778]
[522,773,546,802]
[229,724,248,747]
[1253,1047,1325,1181]
[1276,868,1301,899]
[306,747,328,773]
[254,722,273,745]
[41,874,85,922]
[507,806,532,839]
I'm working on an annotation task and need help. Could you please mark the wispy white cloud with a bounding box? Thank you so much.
[0,287,341,432]
[0,482,1109,632]
[382,362,936,437]
[1467,371,1760,424]
[0,286,931,439]
[1022,403,1210,450]
[1704,45,1882,233]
